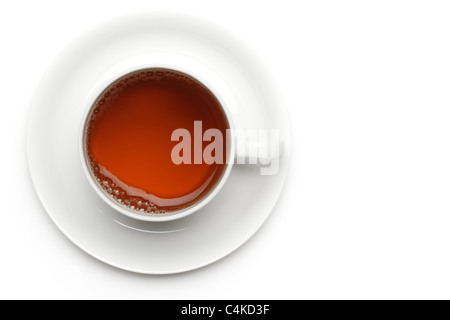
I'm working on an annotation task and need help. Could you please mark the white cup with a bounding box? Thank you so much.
[79,58,279,222]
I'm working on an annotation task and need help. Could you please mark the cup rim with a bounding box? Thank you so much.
[79,63,235,222]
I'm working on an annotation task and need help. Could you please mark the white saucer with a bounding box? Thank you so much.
[27,12,291,274]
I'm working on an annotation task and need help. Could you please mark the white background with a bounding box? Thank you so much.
[1,0,450,300]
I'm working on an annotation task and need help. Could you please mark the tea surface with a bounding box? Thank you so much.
[85,68,229,214]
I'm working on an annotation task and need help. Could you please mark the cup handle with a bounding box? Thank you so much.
[234,130,283,165]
